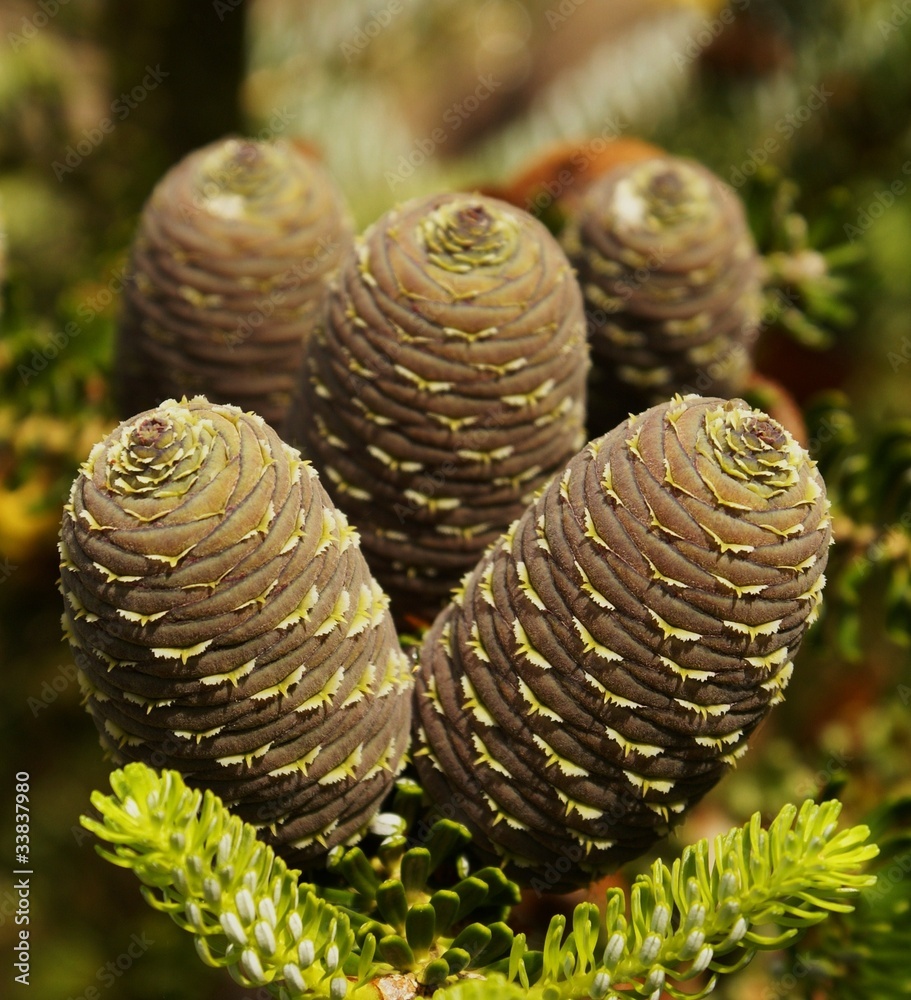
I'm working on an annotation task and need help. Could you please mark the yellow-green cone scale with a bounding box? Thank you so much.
[59,397,412,866]
[413,395,830,889]
[114,138,353,432]
[291,192,589,617]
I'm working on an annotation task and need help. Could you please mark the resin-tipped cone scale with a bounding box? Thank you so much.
[114,138,353,432]
[563,156,762,414]
[290,192,589,618]
[59,397,412,866]
[413,394,830,890]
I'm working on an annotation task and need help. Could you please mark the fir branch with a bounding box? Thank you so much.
[787,796,911,1000]
[494,799,877,1000]
[83,766,877,1000]
[81,762,357,999]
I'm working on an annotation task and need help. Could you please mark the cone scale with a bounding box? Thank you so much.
[59,397,412,866]
[413,395,830,888]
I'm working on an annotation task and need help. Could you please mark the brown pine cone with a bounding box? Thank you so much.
[563,156,762,420]
[290,192,589,620]
[59,397,412,867]
[114,138,353,433]
[413,394,830,890]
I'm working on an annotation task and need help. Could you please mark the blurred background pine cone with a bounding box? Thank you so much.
[413,394,829,889]
[562,156,762,425]
[114,138,353,433]
[59,396,412,866]
[290,191,589,621]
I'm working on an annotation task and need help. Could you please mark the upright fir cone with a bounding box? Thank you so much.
[413,395,830,890]
[563,156,762,415]
[59,397,412,866]
[114,138,353,433]
[290,192,589,618]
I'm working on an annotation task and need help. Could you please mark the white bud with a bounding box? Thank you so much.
[184,902,204,931]
[638,933,662,965]
[602,932,625,968]
[691,945,714,974]
[235,888,256,924]
[240,948,266,984]
[590,971,611,999]
[298,939,315,968]
[283,963,307,993]
[254,920,277,956]
[258,897,277,928]
[681,929,705,958]
[644,967,665,993]
[203,877,221,905]
[650,904,670,935]
[172,867,188,894]
[220,911,248,946]
[217,833,232,866]
[683,902,705,932]
[370,812,406,837]
[724,916,748,946]
[719,871,739,898]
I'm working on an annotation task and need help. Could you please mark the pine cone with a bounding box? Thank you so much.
[563,156,762,416]
[413,394,829,890]
[290,192,589,618]
[59,397,412,866]
[114,138,353,433]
